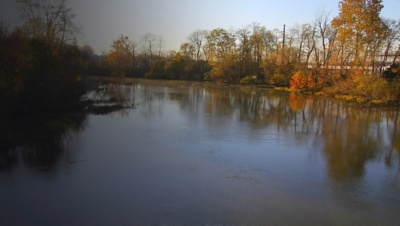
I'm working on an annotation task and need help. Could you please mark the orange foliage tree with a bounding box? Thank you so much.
[290,71,315,91]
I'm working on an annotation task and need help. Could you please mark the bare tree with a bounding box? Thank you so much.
[140,33,158,67]
[315,9,330,66]
[16,0,79,47]
[157,35,164,57]
[131,39,138,68]
[236,25,252,75]
[0,22,9,41]
[188,29,207,61]
[291,24,316,65]
[380,19,400,73]
[250,23,271,75]
[179,42,195,60]
[140,33,154,67]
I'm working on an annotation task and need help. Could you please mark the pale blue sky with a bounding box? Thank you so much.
[1,0,399,53]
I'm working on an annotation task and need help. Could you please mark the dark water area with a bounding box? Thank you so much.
[1,79,399,225]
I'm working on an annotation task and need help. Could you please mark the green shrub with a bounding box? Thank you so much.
[240,75,260,85]
[269,74,289,86]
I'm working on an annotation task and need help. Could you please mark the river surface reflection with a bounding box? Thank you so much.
[1,79,399,225]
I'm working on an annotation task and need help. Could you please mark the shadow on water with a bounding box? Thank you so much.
[0,81,136,172]
[0,113,87,171]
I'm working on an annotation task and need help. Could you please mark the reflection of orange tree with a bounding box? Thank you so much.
[289,93,306,112]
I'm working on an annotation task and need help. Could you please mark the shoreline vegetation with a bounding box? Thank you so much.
[90,76,400,106]
[0,0,399,122]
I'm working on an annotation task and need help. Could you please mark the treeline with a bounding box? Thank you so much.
[98,33,211,80]
[1,0,400,116]
[0,0,93,117]
[100,0,399,102]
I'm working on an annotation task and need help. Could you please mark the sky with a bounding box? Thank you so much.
[1,0,400,53]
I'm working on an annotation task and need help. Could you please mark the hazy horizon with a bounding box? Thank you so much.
[1,0,399,54]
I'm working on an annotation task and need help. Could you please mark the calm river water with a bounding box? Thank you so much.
[1,79,399,225]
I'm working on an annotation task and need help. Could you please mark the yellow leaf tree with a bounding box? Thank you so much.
[105,35,133,76]
[331,0,387,69]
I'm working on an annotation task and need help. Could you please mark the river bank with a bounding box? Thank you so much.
[88,76,400,107]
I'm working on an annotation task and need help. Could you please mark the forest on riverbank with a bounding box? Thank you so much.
[101,0,399,103]
[1,0,399,118]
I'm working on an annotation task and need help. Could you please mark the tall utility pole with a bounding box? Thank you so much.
[282,24,286,50]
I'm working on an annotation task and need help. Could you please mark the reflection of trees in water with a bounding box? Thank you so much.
[0,113,87,171]
[4,80,396,179]
[161,83,400,182]
[323,108,379,182]
[0,81,142,172]
[321,106,400,182]
[27,80,394,182]
[136,83,168,119]
[84,82,138,117]
[135,80,397,183]
[385,111,400,169]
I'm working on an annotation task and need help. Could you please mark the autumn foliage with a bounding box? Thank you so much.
[105,35,133,77]
[0,29,89,116]
[290,71,315,91]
